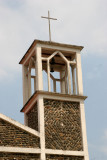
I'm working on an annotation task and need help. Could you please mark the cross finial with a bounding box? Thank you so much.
[41,11,57,42]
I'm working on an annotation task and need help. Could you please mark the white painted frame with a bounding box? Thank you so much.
[42,50,76,95]
[36,94,89,160]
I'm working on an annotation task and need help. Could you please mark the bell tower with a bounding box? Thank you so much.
[19,40,89,160]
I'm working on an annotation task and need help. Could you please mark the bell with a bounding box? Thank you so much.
[50,67,54,72]
[50,57,55,72]
[50,57,55,65]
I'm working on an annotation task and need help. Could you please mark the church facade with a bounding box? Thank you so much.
[0,40,89,160]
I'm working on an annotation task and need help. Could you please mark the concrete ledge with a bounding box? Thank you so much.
[0,146,85,156]
[21,90,87,112]
[0,146,41,154]
[45,149,84,156]
[0,113,40,137]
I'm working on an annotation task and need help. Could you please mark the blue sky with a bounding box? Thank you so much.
[0,0,107,159]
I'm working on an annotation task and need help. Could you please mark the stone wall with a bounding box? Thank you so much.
[44,99,83,151]
[46,155,84,160]
[0,119,40,148]
[27,102,38,131]
[0,153,40,160]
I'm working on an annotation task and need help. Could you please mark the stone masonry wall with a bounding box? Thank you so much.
[27,102,38,131]
[0,153,40,160]
[46,155,84,160]
[44,99,83,151]
[0,119,40,148]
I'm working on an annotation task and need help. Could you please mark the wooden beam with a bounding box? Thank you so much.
[48,51,59,60]
[58,52,68,63]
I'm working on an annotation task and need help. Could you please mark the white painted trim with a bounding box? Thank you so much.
[47,59,51,92]
[45,149,84,156]
[58,51,68,63]
[36,45,43,91]
[39,43,81,53]
[41,94,83,103]
[60,71,65,94]
[0,146,41,154]
[28,68,32,98]
[34,77,36,92]
[80,102,89,160]
[76,52,83,95]
[42,57,47,61]
[67,62,72,94]
[22,65,29,105]
[0,147,85,157]
[0,113,40,137]
[69,61,76,65]
[48,51,59,60]
[72,67,76,94]
[65,72,68,94]
[37,95,46,160]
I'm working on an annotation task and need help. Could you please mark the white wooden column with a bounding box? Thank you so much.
[65,71,68,94]
[28,68,31,98]
[60,70,65,94]
[72,66,76,94]
[47,60,51,92]
[80,101,89,160]
[76,52,83,95]
[34,77,36,92]
[35,45,43,91]
[37,95,46,160]
[22,65,28,105]
[22,65,29,126]
[67,62,72,94]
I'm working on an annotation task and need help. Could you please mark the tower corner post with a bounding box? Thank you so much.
[76,52,83,95]
[80,101,89,160]
[22,65,29,105]
[35,45,43,91]
[37,95,46,160]
[22,65,29,126]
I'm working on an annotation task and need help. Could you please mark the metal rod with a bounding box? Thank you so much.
[41,11,57,42]
[48,11,51,42]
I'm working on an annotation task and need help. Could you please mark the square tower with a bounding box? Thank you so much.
[20,40,89,160]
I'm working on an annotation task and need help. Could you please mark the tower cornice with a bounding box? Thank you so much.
[19,39,84,65]
[20,90,87,113]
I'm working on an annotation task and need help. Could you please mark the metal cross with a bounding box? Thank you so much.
[41,11,57,42]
